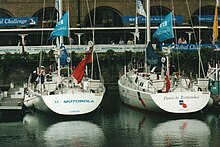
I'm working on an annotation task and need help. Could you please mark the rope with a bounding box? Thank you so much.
[86,0,93,28]
[185,0,198,43]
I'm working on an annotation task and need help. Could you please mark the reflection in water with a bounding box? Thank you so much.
[102,91,213,147]
[44,121,105,146]
[152,119,210,147]
[100,101,166,147]
[0,90,220,146]
[0,121,25,146]
[23,113,106,147]
[204,113,220,147]
[0,111,24,122]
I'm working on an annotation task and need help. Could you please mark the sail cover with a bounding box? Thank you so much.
[146,42,161,67]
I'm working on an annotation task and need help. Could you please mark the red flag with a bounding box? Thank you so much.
[165,74,170,93]
[72,47,93,83]
[84,46,93,64]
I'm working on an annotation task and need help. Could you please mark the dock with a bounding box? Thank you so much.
[0,85,24,111]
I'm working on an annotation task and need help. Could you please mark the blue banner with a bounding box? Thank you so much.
[198,15,220,22]
[161,44,220,51]
[122,15,184,24]
[0,17,38,26]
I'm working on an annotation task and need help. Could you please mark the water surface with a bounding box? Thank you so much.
[0,90,220,147]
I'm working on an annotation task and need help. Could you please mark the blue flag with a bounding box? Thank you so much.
[49,12,69,40]
[153,12,174,42]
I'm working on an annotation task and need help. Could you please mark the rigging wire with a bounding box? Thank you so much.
[66,0,73,75]
[40,0,46,47]
[91,0,96,80]
[86,0,93,28]
[39,0,46,70]
[177,0,195,72]
[171,0,181,75]
[186,0,197,43]
[93,0,96,43]
[185,0,205,77]
[159,0,162,17]
[174,0,205,78]
[177,0,196,74]
[85,0,103,82]
[198,0,206,78]
[37,0,46,93]
[93,0,103,82]
[198,0,202,78]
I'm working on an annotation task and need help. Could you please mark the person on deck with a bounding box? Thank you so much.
[31,71,38,83]
[39,66,45,89]
[127,38,134,45]
[182,38,187,44]
[119,38,125,45]
[30,70,38,90]
[178,37,183,44]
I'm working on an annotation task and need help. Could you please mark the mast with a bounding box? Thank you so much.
[198,0,201,78]
[135,1,138,45]
[145,0,150,70]
[57,0,63,77]
[58,0,63,44]
[91,0,96,79]
[146,0,150,43]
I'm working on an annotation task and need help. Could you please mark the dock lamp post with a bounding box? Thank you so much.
[18,34,28,53]
[130,32,137,45]
[185,32,193,44]
[75,33,84,45]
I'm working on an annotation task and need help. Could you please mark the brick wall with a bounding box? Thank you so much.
[0,0,217,27]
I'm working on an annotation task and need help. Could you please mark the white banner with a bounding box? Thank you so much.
[0,44,146,54]
[0,46,22,54]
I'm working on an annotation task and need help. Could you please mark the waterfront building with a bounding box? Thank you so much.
[0,0,218,46]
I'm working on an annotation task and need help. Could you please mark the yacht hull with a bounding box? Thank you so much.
[24,87,104,115]
[118,73,211,113]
